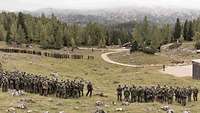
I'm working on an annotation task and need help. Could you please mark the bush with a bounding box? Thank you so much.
[130,41,138,53]
[143,46,157,54]
[195,41,200,49]
[168,43,182,49]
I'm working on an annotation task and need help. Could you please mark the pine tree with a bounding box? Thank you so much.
[25,17,34,43]
[87,35,92,47]
[0,23,7,41]
[194,32,200,49]
[151,26,162,49]
[70,37,76,49]
[7,22,18,43]
[142,16,149,43]
[98,37,106,48]
[63,27,70,47]
[40,25,49,49]
[162,24,172,44]
[132,26,142,47]
[16,25,25,44]
[17,12,28,41]
[187,21,194,41]
[118,38,122,47]
[54,27,63,49]
[183,20,188,40]
[173,18,182,41]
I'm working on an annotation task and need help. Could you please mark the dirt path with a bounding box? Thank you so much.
[160,65,192,77]
[100,48,144,68]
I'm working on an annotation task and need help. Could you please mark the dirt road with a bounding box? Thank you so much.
[100,48,144,68]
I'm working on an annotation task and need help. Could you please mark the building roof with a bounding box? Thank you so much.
[192,59,200,63]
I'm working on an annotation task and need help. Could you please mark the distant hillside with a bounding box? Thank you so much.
[28,6,200,25]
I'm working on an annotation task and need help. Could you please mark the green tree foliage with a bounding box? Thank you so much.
[132,17,166,54]
[63,27,70,47]
[0,23,7,41]
[1,12,199,51]
[118,38,122,47]
[16,25,25,44]
[54,27,64,49]
[70,37,76,49]
[173,18,182,41]
[162,24,172,44]
[40,25,49,49]
[187,21,194,41]
[183,20,189,41]
[17,12,28,40]
[183,20,194,41]
[7,22,18,44]
[194,32,200,49]
[150,26,162,49]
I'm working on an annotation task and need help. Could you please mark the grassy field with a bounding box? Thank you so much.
[109,42,200,66]
[0,42,200,113]
[108,52,174,66]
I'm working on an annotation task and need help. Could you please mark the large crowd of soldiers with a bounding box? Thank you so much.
[116,84,198,106]
[0,48,94,60]
[0,71,93,98]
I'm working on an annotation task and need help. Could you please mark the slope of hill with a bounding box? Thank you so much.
[29,6,200,25]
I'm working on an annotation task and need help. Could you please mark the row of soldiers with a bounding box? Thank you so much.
[0,48,94,60]
[116,84,198,106]
[0,48,42,56]
[0,71,93,98]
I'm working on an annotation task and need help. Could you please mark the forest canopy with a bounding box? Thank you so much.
[0,12,199,51]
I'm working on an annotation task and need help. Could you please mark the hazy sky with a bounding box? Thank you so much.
[0,0,200,11]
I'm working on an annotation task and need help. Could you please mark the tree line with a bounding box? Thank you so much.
[0,12,134,49]
[132,17,200,53]
[0,12,200,52]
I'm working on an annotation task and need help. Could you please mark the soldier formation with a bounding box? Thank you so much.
[0,71,93,99]
[116,84,198,106]
[0,48,94,60]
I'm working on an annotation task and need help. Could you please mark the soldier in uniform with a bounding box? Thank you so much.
[1,76,8,92]
[86,82,93,97]
[167,86,174,104]
[150,86,156,102]
[156,84,161,102]
[137,86,143,102]
[187,86,192,102]
[193,87,198,101]
[144,87,149,102]
[124,87,130,102]
[42,80,49,96]
[116,85,123,101]
[73,84,79,98]
[79,81,84,97]
[130,85,137,103]
[163,65,165,71]
[181,88,187,106]
[56,82,62,97]
[15,77,20,91]
[174,86,180,103]
[0,62,2,72]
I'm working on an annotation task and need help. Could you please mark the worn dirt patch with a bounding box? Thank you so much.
[160,65,192,77]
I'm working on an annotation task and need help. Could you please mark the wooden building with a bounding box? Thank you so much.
[192,59,200,80]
